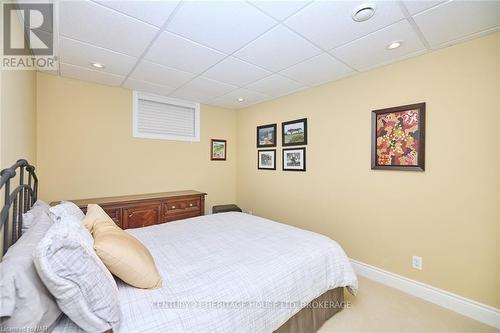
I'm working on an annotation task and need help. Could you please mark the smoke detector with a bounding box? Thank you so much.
[352,3,376,22]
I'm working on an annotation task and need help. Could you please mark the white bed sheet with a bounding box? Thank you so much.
[53,212,357,333]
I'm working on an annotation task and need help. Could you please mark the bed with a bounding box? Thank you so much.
[1,160,357,333]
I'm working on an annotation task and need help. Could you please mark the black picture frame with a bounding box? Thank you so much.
[257,123,277,148]
[257,150,276,170]
[282,118,307,146]
[371,103,425,171]
[282,148,306,172]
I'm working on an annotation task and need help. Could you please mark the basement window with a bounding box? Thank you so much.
[132,91,200,142]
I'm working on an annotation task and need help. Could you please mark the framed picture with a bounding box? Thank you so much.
[211,139,227,160]
[283,148,306,171]
[371,103,425,171]
[282,118,307,146]
[257,124,277,148]
[258,150,276,170]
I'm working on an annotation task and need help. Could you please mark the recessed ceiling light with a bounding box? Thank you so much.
[387,41,403,50]
[91,62,105,69]
[237,97,245,102]
[352,3,376,22]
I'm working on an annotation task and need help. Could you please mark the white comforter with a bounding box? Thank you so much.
[54,212,357,333]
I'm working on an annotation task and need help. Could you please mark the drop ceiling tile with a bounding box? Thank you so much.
[280,53,355,86]
[95,0,179,27]
[413,1,500,48]
[144,31,227,74]
[249,1,311,21]
[129,60,196,87]
[59,37,137,76]
[60,0,158,57]
[285,1,404,50]
[244,74,306,97]
[203,57,272,87]
[170,77,237,103]
[210,88,270,109]
[166,1,276,54]
[60,63,124,86]
[206,100,241,109]
[169,90,215,103]
[234,25,322,72]
[330,20,426,71]
[402,1,446,15]
[123,78,176,96]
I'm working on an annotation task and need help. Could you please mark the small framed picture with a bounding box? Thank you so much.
[282,118,307,146]
[211,139,227,160]
[257,124,277,148]
[283,148,306,171]
[258,150,276,170]
[371,103,425,171]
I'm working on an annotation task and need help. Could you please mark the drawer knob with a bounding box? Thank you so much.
[129,213,133,218]
[172,206,176,209]
[189,203,193,207]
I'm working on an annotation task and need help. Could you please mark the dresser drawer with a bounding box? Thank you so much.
[101,206,122,228]
[79,205,122,228]
[123,202,161,229]
[164,197,201,216]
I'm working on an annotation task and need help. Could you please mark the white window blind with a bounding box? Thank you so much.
[133,92,200,142]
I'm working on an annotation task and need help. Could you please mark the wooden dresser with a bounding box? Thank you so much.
[67,190,206,229]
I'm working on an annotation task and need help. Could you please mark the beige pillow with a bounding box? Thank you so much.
[82,203,114,232]
[84,204,162,289]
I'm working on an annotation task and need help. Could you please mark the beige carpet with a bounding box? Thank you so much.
[319,276,499,333]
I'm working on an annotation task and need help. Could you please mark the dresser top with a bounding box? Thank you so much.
[57,190,206,206]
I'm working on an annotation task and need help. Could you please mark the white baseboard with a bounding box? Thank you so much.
[350,259,500,329]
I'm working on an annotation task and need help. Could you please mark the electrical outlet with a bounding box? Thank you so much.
[412,256,423,270]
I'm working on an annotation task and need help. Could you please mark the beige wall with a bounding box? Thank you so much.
[36,73,237,211]
[236,33,500,308]
[0,22,37,168]
[0,69,2,169]
[0,16,37,254]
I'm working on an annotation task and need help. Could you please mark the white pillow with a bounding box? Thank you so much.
[33,216,121,332]
[22,200,50,233]
[0,210,61,331]
[49,201,84,221]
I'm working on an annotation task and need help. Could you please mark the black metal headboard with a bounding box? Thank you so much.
[0,159,38,256]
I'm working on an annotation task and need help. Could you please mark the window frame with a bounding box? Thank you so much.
[132,91,201,142]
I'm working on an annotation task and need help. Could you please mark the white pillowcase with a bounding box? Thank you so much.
[0,209,61,331]
[22,200,50,233]
[33,215,121,332]
[49,201,84,221]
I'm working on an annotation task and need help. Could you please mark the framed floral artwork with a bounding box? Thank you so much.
[257,123,277,148]
[371,103,425,171]
[211,139,226,161]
